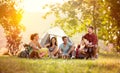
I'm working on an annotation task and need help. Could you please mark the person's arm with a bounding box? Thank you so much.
[52,46,58,55]
[37,42,42,49]
[93,35,98,45]
[59,44,63,54]
[68,43,75,55]
[82,33,88,40]
[44,43,50,48]
[92,34,98,47]
[29,42,39,50]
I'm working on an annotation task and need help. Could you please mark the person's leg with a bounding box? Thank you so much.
[77,49,86,59]
[86,48,91,59]
[65,55,69,59]
[92,47,97,58]
[71,50,76,59]
[52,48,59,56]
[39,52,47,57]
[30,50,44,58]
[57,49,62,58]
[63,54,69,59]
[68,46,76,59]
[35,51,40,58]
[48,51,52,57]
[62,54,64,59]
[86,47,97,60]
[29,51,37,58]
[39,48,49,57]
[89,48,93,58]
[68,46,75,56]
[76,48,79,58]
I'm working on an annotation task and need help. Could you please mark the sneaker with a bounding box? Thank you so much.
[71,56,75,59]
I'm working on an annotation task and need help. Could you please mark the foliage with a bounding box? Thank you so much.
[106,0,120,52]
[0,0,25,55]
[43,0,120,52]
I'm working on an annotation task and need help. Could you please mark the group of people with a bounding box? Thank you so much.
[25,26,98,60]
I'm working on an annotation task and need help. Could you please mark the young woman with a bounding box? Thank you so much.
[76,38,87,59]
[45,37,59,58]
[29,33,48,58]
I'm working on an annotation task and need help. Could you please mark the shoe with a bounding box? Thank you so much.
[71,56,75,59]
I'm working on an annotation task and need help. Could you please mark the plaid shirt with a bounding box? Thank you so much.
[83,33,98,46]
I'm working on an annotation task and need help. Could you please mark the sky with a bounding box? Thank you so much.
[0,0,66,48]
[21,0,66,43]
[22,0,65,12]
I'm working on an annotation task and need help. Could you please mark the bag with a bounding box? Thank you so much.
[18,44,32,58]
[18,50,29,58]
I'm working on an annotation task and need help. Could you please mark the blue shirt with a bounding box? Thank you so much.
[59,42,72,54]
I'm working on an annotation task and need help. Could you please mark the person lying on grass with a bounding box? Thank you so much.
[29,33,48,59]
[44,37,59,58]
[59,36,75,59]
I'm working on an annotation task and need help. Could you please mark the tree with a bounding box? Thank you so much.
[106,0,120,52]
[43,0,108,36]
[43,0,120,52]
[0,0,25,55]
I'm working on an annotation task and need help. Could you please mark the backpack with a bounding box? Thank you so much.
[18,44,32,58]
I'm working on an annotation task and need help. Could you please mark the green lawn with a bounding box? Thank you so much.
[0,52,120,73]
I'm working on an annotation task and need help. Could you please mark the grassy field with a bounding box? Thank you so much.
[0,52,120,73]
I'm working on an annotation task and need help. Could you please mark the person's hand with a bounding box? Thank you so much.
[89,45,94,47]
[93,44,97,47]
[66,53,69,56]
[86,44,94,47]
[78,49,81,51]
[60,51,63,55]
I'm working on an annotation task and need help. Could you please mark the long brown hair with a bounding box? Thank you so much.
[50,37,57,47]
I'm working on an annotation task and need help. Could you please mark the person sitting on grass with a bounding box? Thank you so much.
[76,38,89,59]
[29,33,48,59]
[82,26,98,59]
[59,36,75,59]
[44,37,59,58]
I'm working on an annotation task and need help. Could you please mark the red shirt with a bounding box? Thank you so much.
[83,33,98,45]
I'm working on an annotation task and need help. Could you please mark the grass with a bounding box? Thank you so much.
[0,52,120,73]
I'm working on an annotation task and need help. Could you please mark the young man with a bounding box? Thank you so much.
[82,26,98,59]
[59,36,75,59]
